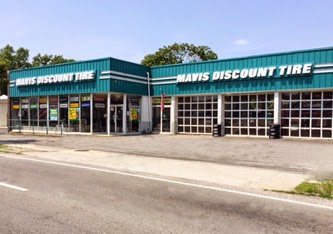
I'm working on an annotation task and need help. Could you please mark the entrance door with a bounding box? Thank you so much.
[161,107,171,132]
[152,106,171,133]
[110,105,123,133]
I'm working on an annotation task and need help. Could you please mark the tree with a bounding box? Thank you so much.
[0,45,32,94]
[32,53,53,66]
[15,47,31,69]
[50,55,75,65]
[32,53,75,67]
[141,43,218,66]
[0,44,75,95]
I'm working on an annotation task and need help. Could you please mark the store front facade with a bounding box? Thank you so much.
[150,47,333,138]
[9,47,333,138]
[9,58,151,135]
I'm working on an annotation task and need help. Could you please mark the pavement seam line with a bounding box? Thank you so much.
[2,154,333,211]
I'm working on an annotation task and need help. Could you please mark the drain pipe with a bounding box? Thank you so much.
[147,72,151,133]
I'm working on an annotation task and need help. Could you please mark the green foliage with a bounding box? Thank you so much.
[319,181,333,198]
[294,180,333,199]
[141,43,218,66]
[295,182,320,194]
[0,45,32,94]
[32,53,75,67]
[50,55,75,65]
[0,44,75,95]
[32,53,52,66]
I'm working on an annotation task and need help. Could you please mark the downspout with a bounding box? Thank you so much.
[146,72,151,133]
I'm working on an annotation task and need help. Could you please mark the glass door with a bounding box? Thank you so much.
[110,105,123,133]
[161,107,171,132]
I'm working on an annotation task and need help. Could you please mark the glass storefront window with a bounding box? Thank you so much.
[69,95,80,132]
[93,94,107,133]
[30,97,38,126]
[127,96,141,132]
[59,95,69,129]
[39,96,47,127]
[49,96,58,128]
[11,98,20,129]
[81,94,91,132]
[21,98,29,127]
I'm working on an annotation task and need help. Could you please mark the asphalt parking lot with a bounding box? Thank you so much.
[1,133,333,176]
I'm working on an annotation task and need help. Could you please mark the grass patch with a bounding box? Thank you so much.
[294,180,333,199]
[0,144,22,154]
[0,144,8,149]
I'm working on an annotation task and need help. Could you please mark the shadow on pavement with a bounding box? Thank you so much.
[0,139,37,144]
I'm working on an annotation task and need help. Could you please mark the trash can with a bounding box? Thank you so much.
[269,124,281,139]
[213,124,222,137]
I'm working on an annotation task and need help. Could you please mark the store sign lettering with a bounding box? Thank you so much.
[177,64,312,83]
[15,71,95,87]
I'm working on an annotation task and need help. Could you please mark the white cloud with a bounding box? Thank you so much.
[233,39,249,46]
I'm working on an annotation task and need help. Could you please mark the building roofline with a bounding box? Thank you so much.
[10,56,150,73]
[150,46,333,69]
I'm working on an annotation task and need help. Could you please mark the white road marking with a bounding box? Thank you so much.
[1,154,333,210]
[0,182,28,192]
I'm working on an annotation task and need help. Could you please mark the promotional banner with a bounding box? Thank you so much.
[50,108,58,121]
[69,108,80,120]
[130,108,138,121]
[70,103,79,108]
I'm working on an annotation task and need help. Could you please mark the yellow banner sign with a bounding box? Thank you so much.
[130,108,138,120]
[70,103,79,108]
[69,108,79,120]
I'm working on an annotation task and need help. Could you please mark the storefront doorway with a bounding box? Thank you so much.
[93,94,107,133]
[161,107,171,132]
[152,106,171,133]
[110,105,123,133]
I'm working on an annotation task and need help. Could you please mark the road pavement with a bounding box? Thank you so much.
[1,134,333,191]
[1,155,333,234]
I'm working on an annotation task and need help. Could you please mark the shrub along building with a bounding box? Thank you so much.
[8,47,333,138]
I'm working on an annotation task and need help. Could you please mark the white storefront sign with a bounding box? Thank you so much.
[177,64,312,83]
[15,70,95,87]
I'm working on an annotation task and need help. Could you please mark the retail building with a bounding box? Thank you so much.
[9,47,333,138]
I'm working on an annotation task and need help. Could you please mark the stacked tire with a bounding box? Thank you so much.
[269,124,281,139]
[213,124,222,137]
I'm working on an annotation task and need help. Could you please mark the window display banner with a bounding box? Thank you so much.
[50,108,58,121]
[69,108,80,120]
[130,108,138,121]
[70,103,79,108]
[152,97,171,105]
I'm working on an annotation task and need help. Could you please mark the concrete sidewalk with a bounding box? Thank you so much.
[5,143,309,191]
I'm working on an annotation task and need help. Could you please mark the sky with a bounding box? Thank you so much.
[1,0,333,64]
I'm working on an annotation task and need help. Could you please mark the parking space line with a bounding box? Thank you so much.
[0,182,28,192]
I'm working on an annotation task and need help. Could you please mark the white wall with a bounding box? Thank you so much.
[140,96,151,133]
[0,100,8,126]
